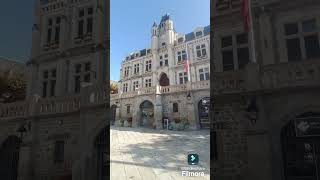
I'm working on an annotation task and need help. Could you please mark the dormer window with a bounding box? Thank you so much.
[196,31,203,37]
[178,37,184,43]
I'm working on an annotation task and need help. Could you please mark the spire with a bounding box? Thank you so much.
[153,21,157,27]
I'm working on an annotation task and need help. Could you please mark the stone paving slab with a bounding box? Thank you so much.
[110,126,210,180]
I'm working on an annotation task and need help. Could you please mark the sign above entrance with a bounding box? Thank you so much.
[295,117,320,137]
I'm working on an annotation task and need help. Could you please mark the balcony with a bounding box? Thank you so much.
[261,60,320,90]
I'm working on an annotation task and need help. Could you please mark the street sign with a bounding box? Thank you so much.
[295,117,320,137]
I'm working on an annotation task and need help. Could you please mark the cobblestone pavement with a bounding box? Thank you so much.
[110,126,210,180]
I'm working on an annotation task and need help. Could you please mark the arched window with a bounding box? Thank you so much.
[173,103,179,113]
[159,73,169,86]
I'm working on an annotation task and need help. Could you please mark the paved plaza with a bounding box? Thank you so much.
[110,126,210,180]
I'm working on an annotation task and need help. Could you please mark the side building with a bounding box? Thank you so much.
[0,0,109,180]
[212,0,320,180]
[111,14,211,130]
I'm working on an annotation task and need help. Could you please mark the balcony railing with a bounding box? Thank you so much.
[261,60,320,90]
[38,95,81,115]
[0,101,29,119]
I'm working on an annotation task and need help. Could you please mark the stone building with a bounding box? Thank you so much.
[110,14,211,130]
[212,0,320,179]
[0,0,109,180]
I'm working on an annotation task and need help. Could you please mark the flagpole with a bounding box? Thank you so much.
[248,0,257,63]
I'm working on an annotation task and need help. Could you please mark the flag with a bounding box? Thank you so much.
[183,51,189,72]
[242,0,250,32]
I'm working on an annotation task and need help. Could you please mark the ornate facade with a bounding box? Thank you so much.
[0,0,109,180]
[212,0,320,179]
[110,14,211,130]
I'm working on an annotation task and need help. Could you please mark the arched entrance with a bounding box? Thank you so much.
[110,105,117,125]
[94,126,108,180]
[281,112,320,180]
[198,97,210,129]
[0,136,21,180]
[159,73,169,86]
[140,100,154,128]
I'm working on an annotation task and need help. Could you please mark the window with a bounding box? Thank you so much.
[145,60,152,72]
[124,67,130,77]
[236,33,249,69]
[54,141,64,163]
[50,80,56,96]
[77,7,93,39]
[196,31,203,37]
[87,17,93,34]
[85,62,91,72]
[133,81,139,91]
[74,76,80,93]
[145,78,152,87]
[177,50,187,64]
[164,54,168,66]
[78,20,84,37]
[179,72,188,84]
[123,83,128,92]
[127,106,130,114]
[284,19,320,61]
[54,17,61,42]
[173,103,179,113]
[42,81,47,98]
[159,55,163,67]
[199,67,210,81]
[178,37,184,43]
[42,69,56,97]
[196,44,207,58]
[162,42,166,46]
[134,64,139,74]
[46,18,53,43]
[221,33,249,71]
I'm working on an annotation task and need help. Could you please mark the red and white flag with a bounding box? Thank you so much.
[242,0,250,32]
[183,55,189,72]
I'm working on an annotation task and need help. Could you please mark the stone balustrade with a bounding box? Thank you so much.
[39,95,81,115]
[0,101,30,118]
[212,70,246,94]
[137,87,156,95]
[261,60,320,90]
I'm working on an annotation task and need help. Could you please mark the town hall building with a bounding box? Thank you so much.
[110,14,211,130]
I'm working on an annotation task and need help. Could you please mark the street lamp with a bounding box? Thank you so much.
[187,92,191,100]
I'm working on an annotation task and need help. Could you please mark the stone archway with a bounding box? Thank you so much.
[159,73,169,86]
[0,135,21,180]
[198,97,210,129]
[281,112,320,180]
[139,100,154,128]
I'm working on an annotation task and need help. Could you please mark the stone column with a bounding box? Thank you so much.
[154,85,163,129]
[132,106,139,128]
[186,91,197,130]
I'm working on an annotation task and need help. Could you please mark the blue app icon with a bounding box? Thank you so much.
[188,154,199,165]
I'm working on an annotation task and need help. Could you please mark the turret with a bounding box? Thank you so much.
[151,21,158,51]
[31,0,41,58]
[158,13,175,45]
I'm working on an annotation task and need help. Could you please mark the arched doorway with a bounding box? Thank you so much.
[0,136,21,180]
[159,73,169,86]
[281,112,320,180]
[110,105,117,125]
[140,100,154,128]
[95,126,108,180]
[198,97,210,129]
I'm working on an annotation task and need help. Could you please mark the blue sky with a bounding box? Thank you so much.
[0,1,33,62]
[110,0,210,81]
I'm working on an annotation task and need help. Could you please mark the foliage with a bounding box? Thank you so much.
[0,74,26,103]
[110,82,118,94]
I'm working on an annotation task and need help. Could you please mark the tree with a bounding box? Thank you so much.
[0,74,26,103]
[110,82,118,94]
